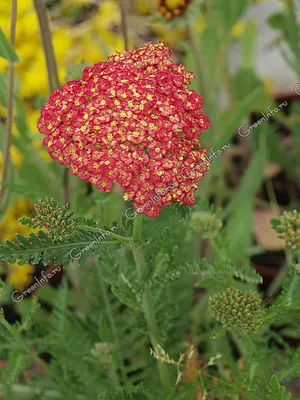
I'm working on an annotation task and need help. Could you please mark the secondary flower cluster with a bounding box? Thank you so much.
[271,210,300,251]
[157,0,192,20]
[191,211,222,239]
[38,42,209,217]
[26,197,77,241]
[208,287,264,333]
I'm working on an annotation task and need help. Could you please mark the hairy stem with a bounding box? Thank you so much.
[0,0,17,212]
[33,0,69,204]
[132,215,172,394]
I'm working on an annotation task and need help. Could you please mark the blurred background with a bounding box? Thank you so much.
[0,0,300,395]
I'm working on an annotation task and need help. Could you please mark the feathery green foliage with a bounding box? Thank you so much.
[267,375,291,400]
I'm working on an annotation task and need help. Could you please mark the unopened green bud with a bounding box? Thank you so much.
[32,197,77,241]
[191,211,222,239]
[271,210,300,251]
[208,287,263,333]
[91,342,112,367]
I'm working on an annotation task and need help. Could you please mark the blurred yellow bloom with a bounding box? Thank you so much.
[0,199,37,290]
[10,146,23,167]
[135,0,151,14]
[152,22,185,48]
[0,145,22,183]
[232,21,245,38]
[263,78,276,97]
[193,15,207,34]
[96,0,120,28]
[0,199,35,241]
[7,264,35,291]
[165,0,185,9]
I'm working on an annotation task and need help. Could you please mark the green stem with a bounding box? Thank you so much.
[240,332,270,387]
[0,0,17,212]
[118,0,129,50]
[185,24,207,104]
[229,332,247,359]
[96,260,126,387]
[33,0,69,204]
[132,215,172,394]
[77,225,132,242]
[185,22,220,200]
[191,292,209,338]
[265,178,280,215]
[264,175,292,298]
[267,262,289,298]
[33,0,60,92]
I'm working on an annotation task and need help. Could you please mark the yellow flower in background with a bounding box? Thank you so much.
[0,199,36,241]
[0,145,23,184]
[165,0,185,8]
[232,21,246,38]
[10,146,23,167]
[151,22,185,49]
[263,78,276,97]
[135,0,152,14]
[69,1,123,64]
[7,263,35,291]
[134,0,206,49]
[0,199,36,290]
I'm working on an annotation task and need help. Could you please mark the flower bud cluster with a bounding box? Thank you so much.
[157,0,192,20]
[272,210,300,251]
[191,211,222,239]
[33,197,77,241]
[208,287,264,333]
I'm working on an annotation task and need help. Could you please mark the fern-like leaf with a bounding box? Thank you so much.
[3,351,31,390]
[267,375,291,400]
[230,263,263,284]
[0,230,120,267]
[263,301,290,326]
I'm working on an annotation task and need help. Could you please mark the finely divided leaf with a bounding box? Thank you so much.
[267,375,291,400]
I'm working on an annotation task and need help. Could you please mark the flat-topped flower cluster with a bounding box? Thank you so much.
[38,42,209,217]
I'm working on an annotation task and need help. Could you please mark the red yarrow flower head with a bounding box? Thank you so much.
[37,42,210,217]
